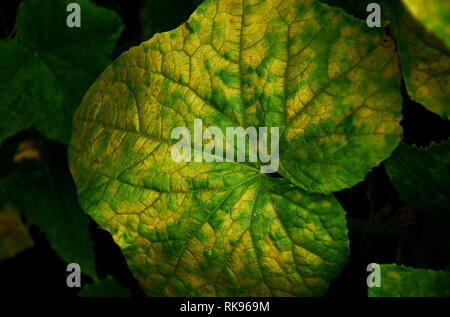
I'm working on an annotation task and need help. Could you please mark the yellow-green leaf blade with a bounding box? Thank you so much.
[393,0,450,119]
[70,146,348,295]
[68,0,407,296]
[402,0,450,47]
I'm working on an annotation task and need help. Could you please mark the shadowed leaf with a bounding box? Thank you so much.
[0,0,123,145]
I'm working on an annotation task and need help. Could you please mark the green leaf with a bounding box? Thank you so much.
[369,264,450,297]
[0,201,34,261]
[79,276,131,297]
[392,0,450,119]
[385,141,450,270]
[385,140,449,214]
[2,163,97,278]
[401,0,450,47]
[69,0,404,296]
[0,0,123,145]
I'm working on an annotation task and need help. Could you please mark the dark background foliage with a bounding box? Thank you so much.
[0,0,449,297]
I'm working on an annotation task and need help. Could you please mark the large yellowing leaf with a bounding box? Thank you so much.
[69,0,403,296]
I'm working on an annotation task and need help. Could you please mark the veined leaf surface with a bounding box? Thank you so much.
[69,0,403,296]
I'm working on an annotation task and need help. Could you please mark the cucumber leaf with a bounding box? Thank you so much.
[369,264,450,297]
[321,0,450,119]
[0,0,123,145]
[69,0,404,296]
[385,140,449,214]
[2,159,97,278]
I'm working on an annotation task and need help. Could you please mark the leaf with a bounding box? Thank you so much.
[0,201,34,261]
[79,276,131,297]
[385,140,449,214]
[392,0,450,119]
[0,0,123,145]
[385,141,450,270]
[385,141,450,271]
[401,0,450,48]
[2,160,97,278]
[368,264,450,297]
[321,0,450,119]
[0,41,33,145]
[71,163,349,296]
[69,0,404,296]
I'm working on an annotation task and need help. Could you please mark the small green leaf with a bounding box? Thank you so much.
[79,276,131,297]
[0,0,123,145]
[2,163,97,278]
[369,264,450,297]
[392,0,450,119]
[385,140,449,214]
